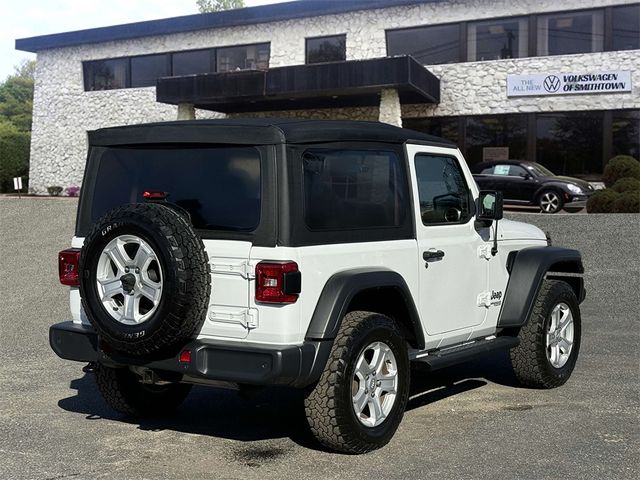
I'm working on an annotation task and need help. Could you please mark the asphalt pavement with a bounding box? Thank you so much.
[0,197,638,480]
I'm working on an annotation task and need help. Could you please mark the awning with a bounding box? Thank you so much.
[156,56,440,113]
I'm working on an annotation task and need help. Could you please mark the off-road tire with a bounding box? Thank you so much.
[510,280,581,388]
[94,364,192,416]
[304,311,410,454]
[79,203,211,358]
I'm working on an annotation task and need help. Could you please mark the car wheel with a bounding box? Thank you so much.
[304,311,410,454]
[95,364,192,416]
[539,190,564,214]
[79,203,211,358]
[510,280,581,389]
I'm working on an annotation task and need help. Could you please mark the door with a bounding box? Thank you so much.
[407,145,488,336]
[506,164,538,201]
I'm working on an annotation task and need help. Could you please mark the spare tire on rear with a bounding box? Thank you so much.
[79,203,211,358]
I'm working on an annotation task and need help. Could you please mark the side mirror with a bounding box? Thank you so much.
[524,173,533,180]
[477,190,504,221]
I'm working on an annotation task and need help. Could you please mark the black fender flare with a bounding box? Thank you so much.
[498,246,584,328]
[305,268,425,349]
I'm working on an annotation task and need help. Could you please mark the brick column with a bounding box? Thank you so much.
[177,103,195,120]
[378,88,402,127]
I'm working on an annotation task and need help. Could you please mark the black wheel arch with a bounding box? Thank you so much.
[498,246,584,328]
[305,268,425,350]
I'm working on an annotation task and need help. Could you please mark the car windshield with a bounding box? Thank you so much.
[526,162,555,177]
[89,145,262,231]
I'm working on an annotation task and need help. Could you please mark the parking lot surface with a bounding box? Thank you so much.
[0,198,638,479]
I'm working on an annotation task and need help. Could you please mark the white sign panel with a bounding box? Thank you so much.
[507,71,632,97]
[13,177,23,190]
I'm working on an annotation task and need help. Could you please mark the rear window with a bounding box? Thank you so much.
[302,148,408,230]
[90,146,261,231]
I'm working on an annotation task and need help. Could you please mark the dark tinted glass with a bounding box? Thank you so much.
[303,148,407,230]
[403,117,460,146]
[465,115,527,165]
[216,43,270,72]
[130,54,169,88]
[612,109,640,159]
[387,24,460,64]
[612,5,640,51]
[306,35,346,63]
[172,49,212,76]
[91,147,261,231]
[538,10,604,56]
[468,17,528,61]
[83,59,128,91]
[536,112,603,176]
[414,154,472,225]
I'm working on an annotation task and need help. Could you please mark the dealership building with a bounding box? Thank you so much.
[16,0,640,193]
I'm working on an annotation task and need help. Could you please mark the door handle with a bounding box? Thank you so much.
[423,249,445,261]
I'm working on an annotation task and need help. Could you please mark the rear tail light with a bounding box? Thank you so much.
[255,261,301,304]
[58,249,81,286]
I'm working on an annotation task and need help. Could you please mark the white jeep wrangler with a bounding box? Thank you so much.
[52,119,583,453]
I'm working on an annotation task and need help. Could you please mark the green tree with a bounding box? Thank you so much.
[0,59,35,132]
[197,0,245,13]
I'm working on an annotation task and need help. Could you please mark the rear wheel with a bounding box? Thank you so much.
[95,364,192,417]
[539,190,564,214]
[304,311,410,453]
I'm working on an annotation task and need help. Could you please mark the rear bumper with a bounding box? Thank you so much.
[49,321,331,388]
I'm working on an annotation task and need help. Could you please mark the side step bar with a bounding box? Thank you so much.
[413,336,519,371]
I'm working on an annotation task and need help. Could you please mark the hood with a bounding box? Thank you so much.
[550,176,594,192]
[499,219,547,242]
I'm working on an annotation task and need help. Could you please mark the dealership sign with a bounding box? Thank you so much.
[507,71,632,97]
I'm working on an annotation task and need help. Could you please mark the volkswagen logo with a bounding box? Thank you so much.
[543,75,561,93]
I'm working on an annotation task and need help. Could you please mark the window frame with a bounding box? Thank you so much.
[413,152,475,227]
[466,15,529,61]
[536,8,605,57]
[385,20,463,65]
[130,53,171,88]
[305,34,347,64]
[215,42,271,72]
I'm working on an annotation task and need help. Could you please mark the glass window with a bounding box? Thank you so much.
[508,165,529,177]
[303,148,408,230]
[537,10,604,56]
[415,154,473,225]
[216,43,270,72]
[612,5,640,51]
[306,35,346,64]
[468,17,528,61]
[465,115,527,165]
[536,112,604,176]
[130,54,170,88]
[91,146,261,231]
[83,58,129,91]
[386,24,461,65]
[403,117,460,146]
[172,49,213,76]
[612,109,640,159]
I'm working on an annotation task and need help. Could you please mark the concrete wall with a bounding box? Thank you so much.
[28,0,640,193]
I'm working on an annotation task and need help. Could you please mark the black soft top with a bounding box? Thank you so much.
[88,118,455,148]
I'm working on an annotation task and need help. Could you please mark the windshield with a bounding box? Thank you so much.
[526,162,555,177]
[90,146,261,231]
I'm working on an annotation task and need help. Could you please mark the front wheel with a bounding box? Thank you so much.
[510,280,581,388]
[304,311,410,454]
[539,190,564,214]
[95,364,192,416]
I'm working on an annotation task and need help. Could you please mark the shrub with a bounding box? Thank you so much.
[47,186,63,196]
[586,189,619,213]
[0,125,30,193]
[611,177,640,193]
[612,190,640,213]
[65,185,80,197]
[602,155,640,187]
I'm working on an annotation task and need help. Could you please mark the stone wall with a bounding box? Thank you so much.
[27,0,639,193]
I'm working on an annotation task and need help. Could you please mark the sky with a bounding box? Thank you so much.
[1,0,290,80]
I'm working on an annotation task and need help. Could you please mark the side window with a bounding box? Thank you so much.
[493,164,511,175]
[415,154,473,225]
[480,166,494,174]
[303,148,408,230]
[509,165,529,177]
